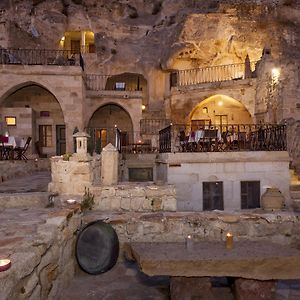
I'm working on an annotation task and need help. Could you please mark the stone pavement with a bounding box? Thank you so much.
[61,262,170,300]
[0,170,51,193]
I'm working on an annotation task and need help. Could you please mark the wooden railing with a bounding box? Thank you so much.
[0,48,82,67]
[171,61,257,87]
[159,123,287,153]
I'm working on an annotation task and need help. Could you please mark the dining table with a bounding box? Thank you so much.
[1,136,26,160]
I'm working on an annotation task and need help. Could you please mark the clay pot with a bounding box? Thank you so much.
[261,188,284,211]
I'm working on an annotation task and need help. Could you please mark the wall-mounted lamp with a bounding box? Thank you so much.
[218,101,223,107]
[141,105,146,111]
[271,68,280,78]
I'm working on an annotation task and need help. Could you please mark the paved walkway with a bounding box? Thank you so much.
[0,171,51,193]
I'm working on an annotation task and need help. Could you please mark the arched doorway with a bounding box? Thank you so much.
[87,104,133,154]
[0,84,65,157]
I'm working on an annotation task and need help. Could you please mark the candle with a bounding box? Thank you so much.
[186,234,193,251]
[0,259,11,272]
[226,233,233,249]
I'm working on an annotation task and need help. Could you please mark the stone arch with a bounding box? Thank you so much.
[0,81,66,156]
[87,103,135,153]
[0,81,65,120]
[188,94,252,126]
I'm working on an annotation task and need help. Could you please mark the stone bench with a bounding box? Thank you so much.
[129,241,300,299]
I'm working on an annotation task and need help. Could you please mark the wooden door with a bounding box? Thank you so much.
[56,125,66,155]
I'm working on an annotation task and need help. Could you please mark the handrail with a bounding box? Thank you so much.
[0,48,81,67]
[159,123,287,153]
[171,61,258,87]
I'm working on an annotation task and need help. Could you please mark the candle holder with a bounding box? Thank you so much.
[186,235,194,251]
[226,233,233,249]
[0,259,11,272]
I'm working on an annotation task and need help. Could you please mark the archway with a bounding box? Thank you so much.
[0,84,65,157]
[189,94,252,128]
[87,104,133,153]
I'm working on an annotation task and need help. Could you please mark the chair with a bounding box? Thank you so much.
[14,137,31,160]
[0,135,9,160]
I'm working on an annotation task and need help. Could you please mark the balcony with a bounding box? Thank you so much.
[159,123,287,153]
[84,74,145,98]
[0,48,83,68]
[170,61,257,87]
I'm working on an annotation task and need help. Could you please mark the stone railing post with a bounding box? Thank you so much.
[101,143,118,185]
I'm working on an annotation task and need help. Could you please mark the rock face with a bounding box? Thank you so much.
[0,0,299,70]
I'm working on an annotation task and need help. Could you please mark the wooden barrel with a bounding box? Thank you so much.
[76,220,119,274]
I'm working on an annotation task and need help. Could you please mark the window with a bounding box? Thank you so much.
[40,111,50,117]
[203,182,224,211]
[39,125,52,147]
[241,181,260,209]
[115,82,125,91]
[5,116,16,126]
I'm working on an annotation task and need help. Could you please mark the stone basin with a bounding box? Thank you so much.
[130,241,300,280]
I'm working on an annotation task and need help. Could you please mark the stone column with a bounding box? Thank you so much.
[101,143,118,185]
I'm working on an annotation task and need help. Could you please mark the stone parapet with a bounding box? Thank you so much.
[90,183,177,212]
[82,210,300,247]
[0,205,82,300]
[0,159,50,182]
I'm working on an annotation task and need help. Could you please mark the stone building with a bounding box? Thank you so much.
[0,0,299,210]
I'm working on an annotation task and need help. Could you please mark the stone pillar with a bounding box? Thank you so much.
[101,143,118,185]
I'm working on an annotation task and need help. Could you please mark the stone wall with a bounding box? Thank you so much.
[91,183,177,212]
[156,151,291,211]
[0,159,50,182]
[0,205,81,300]
[48,155,101,195]
[83,210,300,252]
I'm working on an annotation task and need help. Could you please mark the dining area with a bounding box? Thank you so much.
[0,135,31,160]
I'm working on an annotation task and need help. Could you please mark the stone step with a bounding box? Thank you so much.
[290,184,300,191]
[290,190,300,199]
[0,192,49,209]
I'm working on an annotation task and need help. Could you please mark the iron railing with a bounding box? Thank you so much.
[170,61,257,87]
[140,119,171,134]
[0,48,82,66]
[159,123,287,153]
[86,127,157,154]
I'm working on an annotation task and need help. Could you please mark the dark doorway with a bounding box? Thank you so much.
[203,181,224,210]
[56,125,66,155]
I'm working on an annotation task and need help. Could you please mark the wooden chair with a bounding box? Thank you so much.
[14,137,32,160]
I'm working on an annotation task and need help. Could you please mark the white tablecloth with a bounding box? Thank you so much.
[4,136,26,148]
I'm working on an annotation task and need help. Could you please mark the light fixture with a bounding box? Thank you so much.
[61,36,65,42]
[0,259,11,272]
[271,68,280,78]
[202,107,208,114]
[141,105,146,111]
[218,101,223,106]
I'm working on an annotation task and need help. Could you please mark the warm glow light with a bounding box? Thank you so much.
[61,36,65,41]
[138,140,142,144]
[0,259,11,272]
[218,101,223,106]
[5,116,16,126]
[141,105,146,110]
[272,68,280,78]
[66,199,76,204]
[226,233,233,249]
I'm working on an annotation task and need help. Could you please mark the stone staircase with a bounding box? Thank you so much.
[290,168,300,211]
